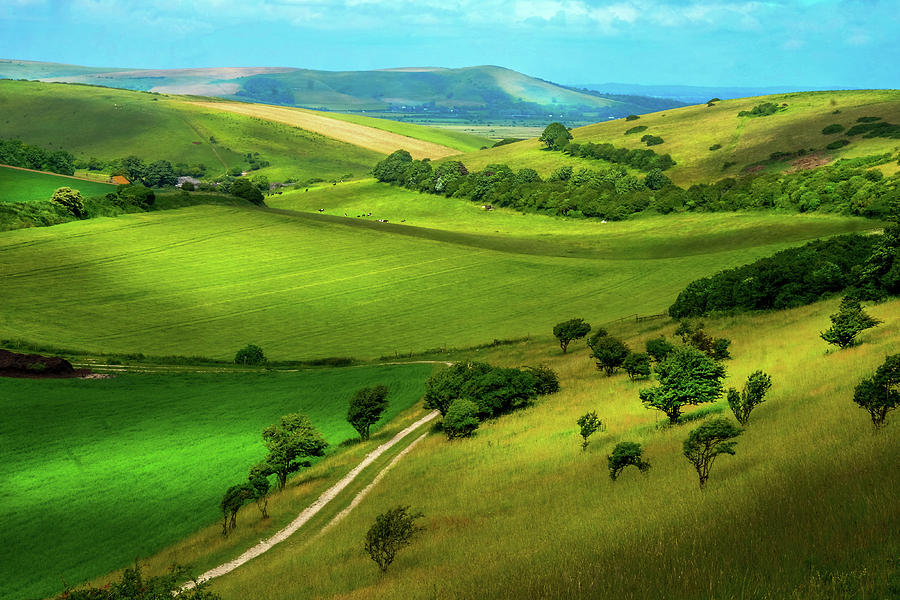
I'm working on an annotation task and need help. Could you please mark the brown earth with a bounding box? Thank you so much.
[0,349,92,378]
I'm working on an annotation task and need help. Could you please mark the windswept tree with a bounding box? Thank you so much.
[262,412,328,490]
[640,345,727,424]
[539,122,572,149]
[852,354,900,429]
[248,462,273,518]
[576,411,602,451]
[220,483,253,535]
[682,418,742,489]
[347,384,390,441]
[364,506,424,572]
[590,336,630,377]
[553,318,591,353]
[607,442,650,480]
[821,297,882,349]
[727,370,773,426]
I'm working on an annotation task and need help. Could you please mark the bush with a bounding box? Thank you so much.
[645,336,674,362]
[51,187,85,218]
[826,139,851,150]
[708,144,722,151]
[364,506,424,572]
[443,398,480,439]
[625,125,648,135]
[607,442,650,480]
[230,178,265,205]
[641,134,664,146]
[625,114,640,121]
[463,367,539,417]
[822,124,845,135]
[234,343,266,366]
[727,370,773,426]
[590,336,630,376]
[623,352,651,381]
[58,563,222,599]
[738,102,783,118]
[524,364,560,395]
[577,411,602,450]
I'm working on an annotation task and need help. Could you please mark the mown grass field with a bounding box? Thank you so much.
[0,201,875,360]
[204,297,900,600]
[0,363,433,600]
[0,165,116,203]
[453,89,900,184]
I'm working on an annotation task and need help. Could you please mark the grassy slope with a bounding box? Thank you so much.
[208,297,900,600]
[0,201,875,360]
[0,364,433,600]
[0,166,116,202]
[453,90,900,185]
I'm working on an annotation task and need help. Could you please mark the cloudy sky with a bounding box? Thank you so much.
[2,0,897,87]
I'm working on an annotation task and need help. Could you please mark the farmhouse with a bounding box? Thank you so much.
[176,176,201,188]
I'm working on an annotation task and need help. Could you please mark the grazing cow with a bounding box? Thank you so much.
[318,208,325,212]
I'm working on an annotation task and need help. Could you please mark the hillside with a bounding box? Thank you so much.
[452,89,900,185]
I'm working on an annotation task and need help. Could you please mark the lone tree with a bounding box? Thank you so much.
[607,442,650,480]
[821,297,882,349]
[442,398,480,439]
[639,345,727,424]
[262,412,328,490]
[364,505,424,572]
[347,384,390,441]
[553,318,591,353]
[683,418,742,489]
[234,343,266,366]
[576,411,602,451]
[590,335,631,377]
[727,370,773,426]
[539,122,572,149]
[220,483,253,535]
[51,186,85,218]
[623,352,652,381]
[852,354,900,429]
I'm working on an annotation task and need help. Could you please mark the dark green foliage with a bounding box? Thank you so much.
[230,178,264,205]
[576,411,602,450]
[708,144,722,151]
[640,345,727,424]
[644,168,671,190]
[822,124,845,135]
[590,335,630,377]
[821,297,882,349]
[857,116,882,123]
[562,141,676,171]
[738,102,783,118]
[261,412,328,490]
[234,343,266,365]
[463,366,539,417]
[539,122,572,150]
[57,564,222,599]
[492,138,524,148]
[0,137,75,175]
[181,180,195,191]
[846,121,900,139]
[727,370,773,426]
[372,150,413,183]
[852,354,900,428]
[586,328,609,350]
[625,125,648,135]
[855,223,900,300]
[623,352,652,381]
[248,468,271,519]
[220,483,253,535]
[625,114,640,121]
[423,361,493,416]
[669,234,879,318]
[364,506,424,572]
[442,398,480,439]
[51,186,85,218]
[347,384,390,441]
[826,139,850,150]
[607,441,650,480]
[553,317,591,353]
[675,320,731,360]
[524,364,560,395]
[641,134,664,146]
[143,160,177,187]
[683,417,742,489]
[115,184,155,209]
[645,335,674,362]
[707,98,721,106]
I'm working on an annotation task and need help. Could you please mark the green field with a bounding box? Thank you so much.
[452,89,900,185]
[0,363,433,599]
[0,166,116,203]
[202,297,900,600]
[0,199,875,360]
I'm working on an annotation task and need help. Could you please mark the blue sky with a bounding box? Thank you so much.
[1,0,897,87]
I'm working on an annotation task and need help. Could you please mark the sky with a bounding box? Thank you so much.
[1,0,897,88]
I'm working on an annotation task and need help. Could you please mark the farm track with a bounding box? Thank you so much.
[180,409,440,590]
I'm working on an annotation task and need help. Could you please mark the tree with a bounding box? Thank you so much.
[623,352,652,381]
[347,384,390,441]
[463,367,539,417]
[117,184,155,209]
[51,187,84,218]
[852,354,900,429]
[553,318,592,353]
[644,168,671,190]
[586,328,609,350]
[646,335,674,362]
[220,483,253,535]
[373,149,414,182]
[539,122,572,149]
[143,159,177,187]
[821,297,882,349]
[248,463,272,519]
[576,411,602,450]
[234,343,266,366]
[683,417,742,489]
[640,345,727,424]
[364,506,424,572]
[607,442,650,480]
[727,370,772,426]
[590,335,630,376]
[230,178,265,205]
[524,364,560,395]
[423,361,493,416]
[119,155,146,184]
[262,412,328,490]
[443,398,480,439]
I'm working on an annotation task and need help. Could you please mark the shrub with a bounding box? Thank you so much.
[463,367,539,417]
[443,398,480,439]
[590,336,630,376]
[234,343,266,366]
[51,187,85,218]
[625,114,640,121]
[58,564,222,599]
[738,102,783,118]
[364,506,424,572]
[821,124,845,135]
[646,336,674,362]
[181,180,196,191]
[820,297,881,349]
[727,370,773,426]
[644,168,671,190]
[625,125,648,135]
[423,361,493,416]
[641,134,664,146]
[576,411,602,450]
[607,442,650,480]
[230,178,264,205]
[826,139,851,150]
[623,352,651,381]
[524,364,560,395]
[708,143,722,151]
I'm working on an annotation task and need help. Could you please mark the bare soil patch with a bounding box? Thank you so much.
[0,349,92,378]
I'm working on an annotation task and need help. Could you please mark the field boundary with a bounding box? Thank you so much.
[0,163,117,186]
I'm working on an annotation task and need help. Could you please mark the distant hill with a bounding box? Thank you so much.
[574,82,857,105]
[1,60,684,123]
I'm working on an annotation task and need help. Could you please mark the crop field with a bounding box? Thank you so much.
[0,363,433,600]
[0,165,116,203]
[454,89,900,184]
[204,297,900,600]
[0,202,875,360]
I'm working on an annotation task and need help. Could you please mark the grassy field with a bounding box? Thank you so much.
[452,89,900,185]
[202,296,900,600]
[0,363,434,600]
[0,200,875,360]
[0,165,116,203]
